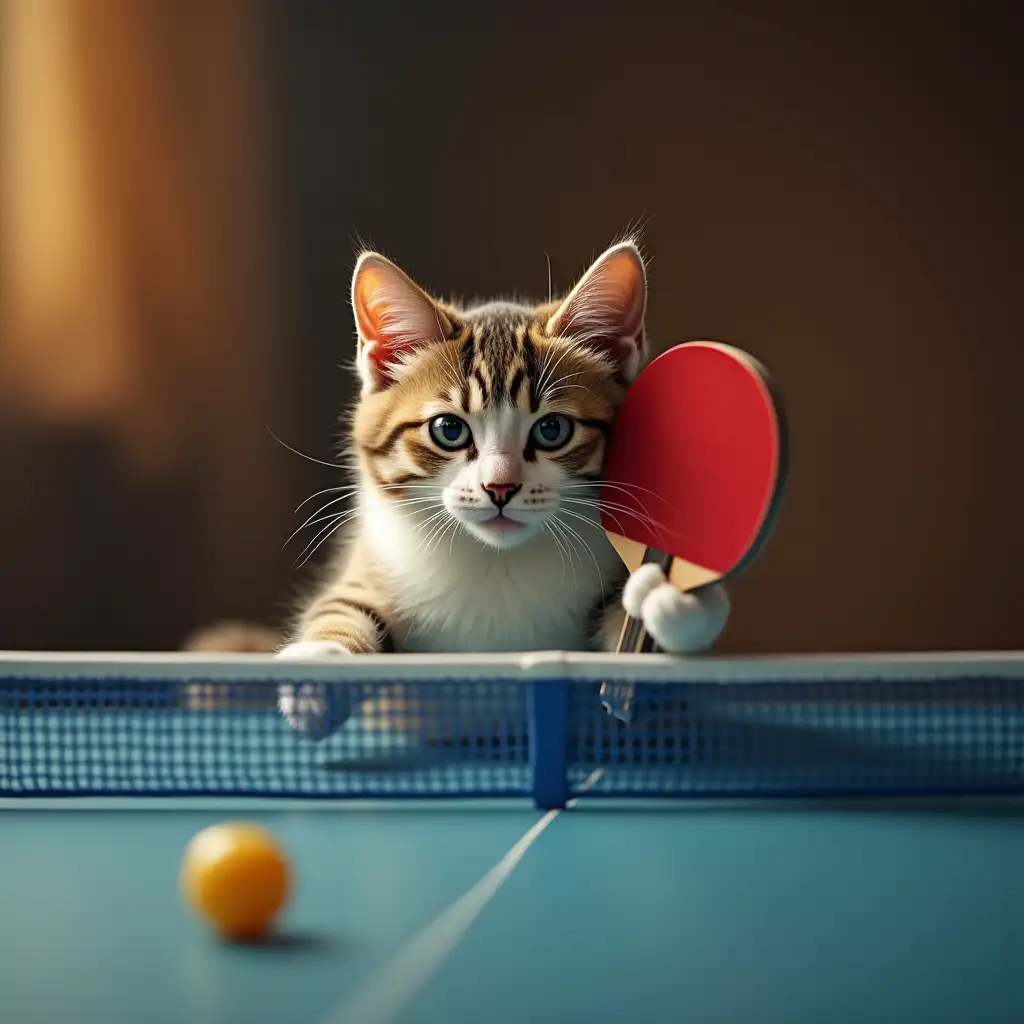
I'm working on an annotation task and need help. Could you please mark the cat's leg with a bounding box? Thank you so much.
[597,564,730,654]
[276,588,389,739]
[278,590,388,657]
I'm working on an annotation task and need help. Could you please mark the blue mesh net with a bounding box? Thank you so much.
[568,677,1024,798]
[1,666,1021,805]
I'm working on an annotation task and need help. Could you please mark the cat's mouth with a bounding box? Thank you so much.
[462,509,534,548]
[481,513,525,535]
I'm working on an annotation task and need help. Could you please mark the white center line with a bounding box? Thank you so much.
[322,769,604,1024]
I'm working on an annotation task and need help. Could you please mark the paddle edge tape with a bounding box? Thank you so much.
[687,341,790,580]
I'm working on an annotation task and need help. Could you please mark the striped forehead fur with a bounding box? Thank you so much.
[351,299,623,483]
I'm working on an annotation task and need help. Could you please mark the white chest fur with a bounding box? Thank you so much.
[361,493,623,653]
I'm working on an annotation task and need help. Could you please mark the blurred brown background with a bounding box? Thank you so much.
[1,0,1020,654]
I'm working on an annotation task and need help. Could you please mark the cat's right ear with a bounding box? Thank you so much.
[351,252,451,392]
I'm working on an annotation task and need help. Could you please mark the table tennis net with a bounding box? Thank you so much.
[1,656,1021,804]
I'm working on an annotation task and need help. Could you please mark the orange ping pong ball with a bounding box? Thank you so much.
[180,822,291,939]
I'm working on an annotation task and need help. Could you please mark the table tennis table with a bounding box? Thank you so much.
[1,650,1022,1023]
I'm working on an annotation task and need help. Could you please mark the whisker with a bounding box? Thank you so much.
[537,342,576,396]
[435,358,465,403]
[283,510,353,550]
[293,516,346,570]
[560,498,671,550]
[286,495,441,551]
[547,519,579,592]
[537,339,569,389]
[560,496,670,535]
[425,309,465,401]
[541,383,590,400]
[541,522,568,584]
[557,505,611,532]
[561,480,675,512]
[295,485,356,513]
[541,369,584,391]
[540,524,573,589]
[291,493,438,544]
[288,493,360,541]
[560,480,662,498]
[567,503,629,541]
[419,511,456,556]
[295,482,438,513]
[555,515,602,594]
[411,508,452,548]
[434,518,462,559]
[267,428,342,471]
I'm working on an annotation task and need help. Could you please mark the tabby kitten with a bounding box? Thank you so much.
[277,240,730,736]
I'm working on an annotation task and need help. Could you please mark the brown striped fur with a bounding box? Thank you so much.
[353,315,626,493]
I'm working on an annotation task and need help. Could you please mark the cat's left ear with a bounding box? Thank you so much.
[351,252,451,391]
[545,240,647,380]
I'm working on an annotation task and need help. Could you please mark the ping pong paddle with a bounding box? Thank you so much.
[599,340,788,721]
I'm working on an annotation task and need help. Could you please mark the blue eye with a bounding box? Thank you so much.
[530,414,573,451]
[429,414,472,450]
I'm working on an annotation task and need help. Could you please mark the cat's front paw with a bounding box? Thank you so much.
[622,564,730,654]
[276,640,354,739]
[276,640,351,660]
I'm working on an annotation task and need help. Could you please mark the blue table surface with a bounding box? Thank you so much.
[0,794,1022,1024]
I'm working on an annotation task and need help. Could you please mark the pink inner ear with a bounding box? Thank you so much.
[362,337,396,374]
[547,244,647,369]
[351,256,449,383]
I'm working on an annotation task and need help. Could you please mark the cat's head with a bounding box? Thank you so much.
[349,241,647,550]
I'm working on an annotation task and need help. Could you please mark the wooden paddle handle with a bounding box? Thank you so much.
[616,548,674,655]
[602,547,719,721]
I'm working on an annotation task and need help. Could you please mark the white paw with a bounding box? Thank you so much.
[623,565,730,654]
[276,641,353,739]
[276,640,351,660]
[622,563,669,618]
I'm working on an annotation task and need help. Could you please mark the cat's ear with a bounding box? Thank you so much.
[351,252,452,391]
[545,241,647,380]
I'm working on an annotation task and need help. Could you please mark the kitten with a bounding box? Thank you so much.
[275,240,730,737]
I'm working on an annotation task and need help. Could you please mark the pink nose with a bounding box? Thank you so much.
[483,482,521,508]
